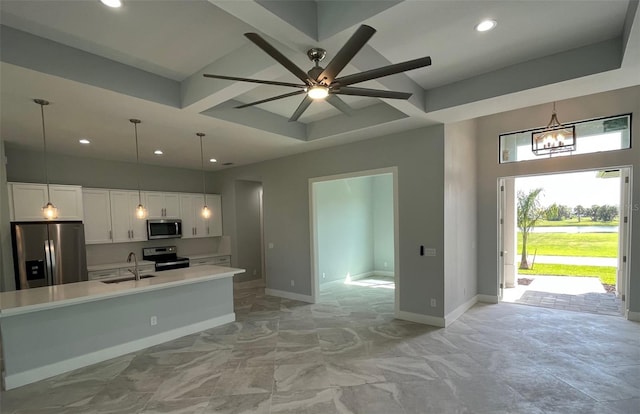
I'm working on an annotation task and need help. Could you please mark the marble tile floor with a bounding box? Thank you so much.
[2,276,639,414]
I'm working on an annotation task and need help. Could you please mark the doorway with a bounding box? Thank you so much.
[234,180,264,285]
[498,167,632,317]
[309,167,399,315]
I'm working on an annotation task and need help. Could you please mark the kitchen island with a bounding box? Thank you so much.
[0,265,244,390]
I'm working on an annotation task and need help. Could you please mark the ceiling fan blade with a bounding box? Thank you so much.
[317,25,376,86]
[326,94,353,115]
[245,33,312,85]
[336,87,412,100]
[289,95,313,122]
[334,56,432,86]
[203,74,305,88]
[235,90,306,109]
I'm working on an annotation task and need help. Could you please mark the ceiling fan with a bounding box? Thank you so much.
[203,25,431,122]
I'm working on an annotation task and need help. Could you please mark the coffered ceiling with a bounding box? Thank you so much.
[1,0,638,170]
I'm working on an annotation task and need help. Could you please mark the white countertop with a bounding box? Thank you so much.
[87,260,155,272]
[185,253,230,260]
[0,265,244,317]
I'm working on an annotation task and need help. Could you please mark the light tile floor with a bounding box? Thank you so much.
[1,277,639,413]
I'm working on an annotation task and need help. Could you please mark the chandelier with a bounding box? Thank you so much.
[531,102,576,155]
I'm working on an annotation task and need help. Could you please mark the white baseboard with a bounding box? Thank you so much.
[477,294,499,304]
[627,310,640,322]
[3,313,235,390]
[265,288,314,303]
[349,271,375,281]
[444,295,478,326]
[396,310,445,328]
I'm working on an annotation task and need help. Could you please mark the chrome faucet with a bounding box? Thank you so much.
[126,252,140,281]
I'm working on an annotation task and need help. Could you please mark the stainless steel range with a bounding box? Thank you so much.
[142,246,189,272]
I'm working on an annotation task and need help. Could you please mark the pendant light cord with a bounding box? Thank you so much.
[198,133,206,203]
[133,121,142,204]
[39,101,51,202]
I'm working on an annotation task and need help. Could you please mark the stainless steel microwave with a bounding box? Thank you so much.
[147,219,182,240]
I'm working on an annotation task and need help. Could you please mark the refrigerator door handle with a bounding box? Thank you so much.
[44,239,52,286]
[49,239,58,285]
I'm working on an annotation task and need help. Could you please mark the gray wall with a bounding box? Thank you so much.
[444,120,478,314]
[211,125,445,317]
[0,141,16,291]
[5,144,209,193]
[373,174,395,272]
[234,180,263,283]
[475,86,640,314]
[316,176,374,284]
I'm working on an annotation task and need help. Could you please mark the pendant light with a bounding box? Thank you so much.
[130,119,147,219]
[531,102,576,155]
[197,132,211,219]
[34,99,58,220]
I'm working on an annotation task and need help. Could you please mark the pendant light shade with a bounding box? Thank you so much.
[35,99,58,220]
[130,119,147,219]
[197,133,210,219]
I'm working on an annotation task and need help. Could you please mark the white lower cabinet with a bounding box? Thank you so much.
[88,264,155,281]
[9,183,84,221]
[189,255,231,267]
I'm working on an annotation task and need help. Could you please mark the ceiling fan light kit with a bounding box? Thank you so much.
[203,25,431,122]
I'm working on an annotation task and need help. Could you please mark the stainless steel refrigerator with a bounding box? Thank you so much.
[11,221,88,289]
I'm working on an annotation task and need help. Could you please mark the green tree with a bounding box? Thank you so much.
[545,203,561,221]
[518,188,545,269]
[597,205,618,222]
[574,205,585,222]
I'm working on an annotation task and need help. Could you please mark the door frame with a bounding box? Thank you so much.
[497,166,633,318]
[308,166,399,316]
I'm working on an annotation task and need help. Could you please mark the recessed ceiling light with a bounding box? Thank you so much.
[79,139,90,144]
[209,158,217,163]
[475,19,497,32]
[154,150,163,155]
[99,0,122,8]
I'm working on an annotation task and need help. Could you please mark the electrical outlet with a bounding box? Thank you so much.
[150,316,158,326]
[290,280,295,287]
[384,261,388,268]
[253,269,257,275]
[322,272,326,279]
[430,298,436,307]
[425,248,437,257]
[268,242,274,249]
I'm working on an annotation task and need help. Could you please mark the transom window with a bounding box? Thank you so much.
[499,113,632,164]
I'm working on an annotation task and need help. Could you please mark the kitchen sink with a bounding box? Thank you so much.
[102,274,156,284]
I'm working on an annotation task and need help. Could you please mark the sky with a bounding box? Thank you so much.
[515,171,620,208]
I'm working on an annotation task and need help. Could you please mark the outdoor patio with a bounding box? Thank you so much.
[502,275,624,316]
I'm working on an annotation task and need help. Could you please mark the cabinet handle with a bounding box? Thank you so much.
[207,226,210,235]
[109,230,112,240]
[162,208,165,217]
[131,230,134,239]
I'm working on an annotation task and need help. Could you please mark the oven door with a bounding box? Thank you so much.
[147,220,182,240]
[155,260,189,272]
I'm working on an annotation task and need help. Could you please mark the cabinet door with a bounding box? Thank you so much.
[206,194,223,237]
[179,194,196,239]
[144,192,165,219]
[163,193,181,218]
[82,189,112,244]
[50,185,84,221]
[110,191,133,242]
[10,183,47,221]
[193,193,208,238]
[129,192,147,241]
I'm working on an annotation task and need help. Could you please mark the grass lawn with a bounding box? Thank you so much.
[518,263,616,285]
[517,232,618,257]
[536,217,619,227]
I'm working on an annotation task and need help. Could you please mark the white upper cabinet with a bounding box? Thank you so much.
[82,189,112,244]
[144,192,180,219]
[9,183,83,221]
[110,191,147,242]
